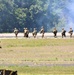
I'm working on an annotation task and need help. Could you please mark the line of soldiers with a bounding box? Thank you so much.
[52,27,73,38]
[14,27,73,38]
[14,26,45,38]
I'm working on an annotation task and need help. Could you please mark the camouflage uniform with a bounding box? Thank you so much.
[32,28,37,38]
[68,28,73,38]
[24,28,29,38]
[53,28,57,38]
[40,26,45,38]
[14,28,18,37]
[61,28,66,38]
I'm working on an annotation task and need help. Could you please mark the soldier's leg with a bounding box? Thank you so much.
[63,34,65,37]
[64,34,66,37]
[34,34,36,38]
[16,34,17,37]
[54,34,55,37]
[62,34,63,38]
[15,34,17,37]
[14,33,16,37]
[26,34,28,38]
[55,33,57,38]
[70,33,72,38]
[42,34,44,38]
[54,33,55,37]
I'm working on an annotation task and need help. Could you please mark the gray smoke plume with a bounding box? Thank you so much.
[35,0,74,32]
[47,0,74,32]
[64,1,74,31]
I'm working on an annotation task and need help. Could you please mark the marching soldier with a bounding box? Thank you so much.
[24,28,29,38]
[52,28,57,38]
[68,28,73,38]
[14,28,18,37]
[61,28,66,38]
[32,28,37,38]
[40,26,45,38]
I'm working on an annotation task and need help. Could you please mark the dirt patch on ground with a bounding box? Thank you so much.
[0,46,74,66]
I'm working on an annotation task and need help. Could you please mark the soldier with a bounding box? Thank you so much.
[24,28,29,38]
[52,28,57,38]
[40,26,45,38]
[14,28,18,37]
[61,28,66,38]
[32,28,37,38]
[68,28,73,38]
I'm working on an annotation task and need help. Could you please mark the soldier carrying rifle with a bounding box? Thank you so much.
[68,28,73,38]
[61,28,66,38]
[24,28,29,38]
[14,28,18,37]
[52,28,57,38]
[32,28,37,38]
[40,26,45,38]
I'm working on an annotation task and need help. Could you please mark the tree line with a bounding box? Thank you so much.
[0,0,71,32]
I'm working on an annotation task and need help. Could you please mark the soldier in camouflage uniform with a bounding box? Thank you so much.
[52,28,57,38]
[24,28,29,38]
[68,28,73,38]
[32,28,37,38]
[40,26,45,38]
[14,28,18,37]
[61,28,66,38]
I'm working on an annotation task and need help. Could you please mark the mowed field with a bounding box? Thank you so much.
[0,38,74,75]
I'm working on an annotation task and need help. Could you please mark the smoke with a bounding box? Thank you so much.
[46,0,74,31]
[64,1,74,31]
[30,0,74,32]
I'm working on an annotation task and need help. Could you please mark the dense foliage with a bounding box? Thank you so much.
[0,0,71,32]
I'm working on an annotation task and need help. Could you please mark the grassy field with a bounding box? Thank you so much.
[0,38,74,75]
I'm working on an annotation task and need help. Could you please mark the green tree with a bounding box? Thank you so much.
[0,0,71,32]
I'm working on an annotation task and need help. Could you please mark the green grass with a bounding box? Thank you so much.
[1,39,74,47]
[0,38,74,75]
[0,66,74,75]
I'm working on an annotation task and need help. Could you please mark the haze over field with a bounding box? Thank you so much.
[0,0,74,32]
